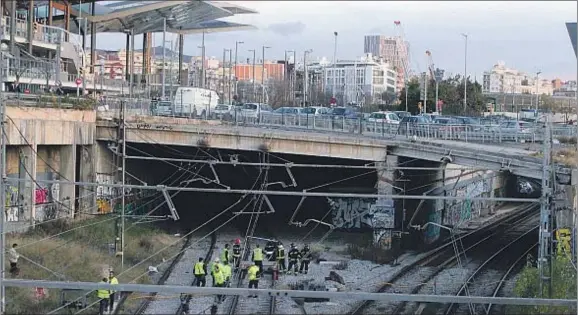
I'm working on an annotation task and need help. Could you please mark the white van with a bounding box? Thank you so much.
[173,87,220,118]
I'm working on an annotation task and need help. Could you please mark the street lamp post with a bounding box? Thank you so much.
[303,49,313,107]
[248,49,256,102]
[536,71,542,111]
[461,33,468,113]
[234,41,244,100]
[222,49,229,103]
[332,31,338,99]
[261,46,271,104]
[228,49,232,105]
[293,51,297,107]
[199,30,205,88]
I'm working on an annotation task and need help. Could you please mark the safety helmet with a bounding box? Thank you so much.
[290,243,296,248]
[304,244,310,250]
[215,258,220,263]
[235,238,241,245]
[278,244,283,248]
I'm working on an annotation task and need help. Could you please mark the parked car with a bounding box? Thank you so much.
[398,115,430,135]
[367,111,400,125]
[273,107,302,115]
[212,104,235,119]
[454,116,482,131]
[305,106,332,116]
[331,106,361,119]
[418,113,436,123]
[394,111,411,119]
[240,103,273,120]
[432,117,464,138]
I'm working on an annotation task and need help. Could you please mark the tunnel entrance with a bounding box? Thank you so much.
[121,142,378,244]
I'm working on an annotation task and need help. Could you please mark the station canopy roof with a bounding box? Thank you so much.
[52,1,257,35]
[567,22,577,57]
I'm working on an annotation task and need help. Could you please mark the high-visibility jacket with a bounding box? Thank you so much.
[194,262,206,276]
[213,270,225,285]
[221,248,229,263]
[247,265,260,281]
[109,277,119,293]
[232,244,241,257]
[222,264,232,280]
[275,248,285,261]
[211,262,222,275]
[97,281,110,299]
[253,248,263,262]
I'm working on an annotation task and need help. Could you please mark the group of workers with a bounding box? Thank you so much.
[96,271,119,315]
[192,239,313,302]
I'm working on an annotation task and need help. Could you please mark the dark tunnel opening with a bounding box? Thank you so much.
[122,142,377,240]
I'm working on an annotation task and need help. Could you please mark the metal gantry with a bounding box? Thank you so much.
[114,99,127,269]
[538,118,554,298]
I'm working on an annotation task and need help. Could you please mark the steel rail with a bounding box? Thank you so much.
[175,232,217,315]
[444,224,539,315]
[349,204,538,315]
[390,210,539,315]
[124,231,195,315]
[485,244,538,314]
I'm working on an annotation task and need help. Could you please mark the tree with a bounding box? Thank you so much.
[399,74,486,115]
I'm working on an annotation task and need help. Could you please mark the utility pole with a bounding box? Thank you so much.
[293,51,297,107]
[424,71,428,114]
[303,50,312,107]
[536,71,542,112]
[261,46,270,104]
[199,30,205,88]
[0,49,7,315]
[284,51,288,104]
[332,31,338,99]
[115,97,127,269]
[461,33,468,114]
[222,49,228,103]
[228,49,232,105]
[248,49,256,102]
[234,41,244,101]
[538,117,553,298]
[162,18,167,99]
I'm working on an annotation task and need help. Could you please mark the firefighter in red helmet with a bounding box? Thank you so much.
[232,239,241,268]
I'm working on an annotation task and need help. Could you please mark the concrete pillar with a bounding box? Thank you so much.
[48,0,53,25]
[77,145,96,216]
[125,33,130,83]
[27,0,34,54]
[19,145,37,226]
[142,33,148,79]
[60,145,76,218]
[372,155,398,249]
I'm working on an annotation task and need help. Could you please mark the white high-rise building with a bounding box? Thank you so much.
[364,35,409,93]
[482,61,553,95]
[324,54,397,105]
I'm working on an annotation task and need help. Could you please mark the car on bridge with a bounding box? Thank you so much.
[397,115,430,136]
[239,103,273,122]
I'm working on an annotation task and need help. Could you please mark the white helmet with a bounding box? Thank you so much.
[215,258,220,263]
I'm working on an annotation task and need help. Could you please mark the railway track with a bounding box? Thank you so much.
[442,218,538,315]
[122,230,195,315]
[349,203,539,315]
[175,232,217,315]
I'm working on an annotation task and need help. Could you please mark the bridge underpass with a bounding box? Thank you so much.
[94,140,531,251]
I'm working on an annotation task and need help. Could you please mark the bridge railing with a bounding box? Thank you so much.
[107,107,577,144]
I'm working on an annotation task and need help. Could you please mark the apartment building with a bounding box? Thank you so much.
[482,61,553,95]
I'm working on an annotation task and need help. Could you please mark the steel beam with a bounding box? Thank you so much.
[3,178,541,202]
[3,279,575,306]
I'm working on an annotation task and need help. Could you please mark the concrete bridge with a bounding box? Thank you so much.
[3,107,573,246]
[94,114,570,183]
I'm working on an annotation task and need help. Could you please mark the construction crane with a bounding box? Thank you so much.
[425,50,443,113]
[394,21,410,110]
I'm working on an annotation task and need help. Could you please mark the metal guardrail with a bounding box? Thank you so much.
[116,109,577,144]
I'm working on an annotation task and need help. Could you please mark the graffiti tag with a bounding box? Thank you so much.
[135,124,173,131]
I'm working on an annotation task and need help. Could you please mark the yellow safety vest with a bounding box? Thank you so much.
[248,265,259,281]
[194,262,206,275]
[109,277,119,293]
[211,262,222,274]
[213,270,225,285]
[97,281,110,299]
[222,264,232,279]
[253,248,263,262]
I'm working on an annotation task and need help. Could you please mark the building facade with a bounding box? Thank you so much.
[233,62,284,82]
[482,61,553,95]
[553,80,577,97]
[324,54,397,105]
[364,35,409,93]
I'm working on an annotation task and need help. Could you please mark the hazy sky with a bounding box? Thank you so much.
[95,1,578,81]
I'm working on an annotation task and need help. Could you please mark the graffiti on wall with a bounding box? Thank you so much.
[329,198,374,229]
[443,178,491,227]
[424,210,442,244]
[96,173,150,215]
[4,181,61,222]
